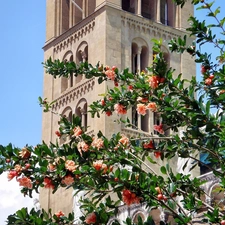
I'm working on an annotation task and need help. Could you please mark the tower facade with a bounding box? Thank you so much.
[41,0,196,222]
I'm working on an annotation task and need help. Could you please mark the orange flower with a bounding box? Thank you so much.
[55,210,65,218]
[77,141,89,156]
[73,126,82,136]
[147,102,157,112]
[7,170,19,181]
[17,176,32,189]
[205,78,213,85]
[65,160,78,172]
[91,138,104,150]
[19,148,31,159]
[48,163,56,172]
[93,160,108,174]
[14,164,22,173]
[61,175,74,186]
[85,212,97,224]
[114,103,127,115]
[105,69,116,81]
[136,103,147,115]
[43,177,54,189]
[122,189,140,206]
[149,76,160,89]
[137,97,148,103]
[93,160,104,171]
[119,134,129,146]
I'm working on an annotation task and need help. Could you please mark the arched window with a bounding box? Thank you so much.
[60,106,73,144]
[75,98,88,131]
[133,212,145,224]
[210,184,225,211]
[142,0,155,20]
[131,38,149,73]
[61,51,74,92]
[76,42,88,84]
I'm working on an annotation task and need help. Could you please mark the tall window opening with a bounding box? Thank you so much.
[60,106,73,144]
[122,0,135,14]
[74,0,83,24]
[61,51,74,92]
[142,0,155,20]
[62,0,70,33]
[160,0,168,25]
[76,42,88,84]
[75,99,88,131]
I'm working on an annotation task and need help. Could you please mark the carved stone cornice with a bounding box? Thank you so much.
[121,14,191,40]
[52,78,95,111]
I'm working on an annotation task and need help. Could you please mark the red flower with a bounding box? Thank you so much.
[153,124,164,134]
[43,177,54,189]
[55,131,61,137]
[85,212,97,224]
[143,140,154,149]
[17,176,33,189]
[106,111,112,116]
[101,99,105,106]
[114,81,119,86]
[154,151,162,158]
[19,148,31,159]
[128,85,133,90]
[122,189,140,206]
[105,69,116,81]
[55,210,65,218]
[7,170,19,181]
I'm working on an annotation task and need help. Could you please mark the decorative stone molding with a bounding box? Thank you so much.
[121,14,183,41]
[53,20,95,54]
[52,78,95,111]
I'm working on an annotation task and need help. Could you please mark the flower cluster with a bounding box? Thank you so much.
[114,103,127,115]
[17,176,32,189]
[122,189,140,206]
[153,124,164,134]
[65,160,78,172]
[55,210,65,218]
[73,126,83,136]
[104,66,117,81]
[85,212,97,224]
[61,175,74,186]
[91,138,104,150]
[136,102,157,116]
[148,75,165,89]
[77,141,89,156]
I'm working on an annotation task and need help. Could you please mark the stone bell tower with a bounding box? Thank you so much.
[41,0,196,222]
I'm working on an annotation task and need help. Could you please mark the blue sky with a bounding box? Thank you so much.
[0,1,224,224]
[0,1,45,224]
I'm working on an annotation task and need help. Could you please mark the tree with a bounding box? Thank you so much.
[1,0,225,224]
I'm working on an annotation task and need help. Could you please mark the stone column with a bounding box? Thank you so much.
[137,47,142,73]
[82,0,86,19]
[80,109,86,127]
[138,114,141,129]
[132,54,136,73]
[157,0,161,23]
[137,0,142,16]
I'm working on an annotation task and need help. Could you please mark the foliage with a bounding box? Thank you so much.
[1,0,225,224]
